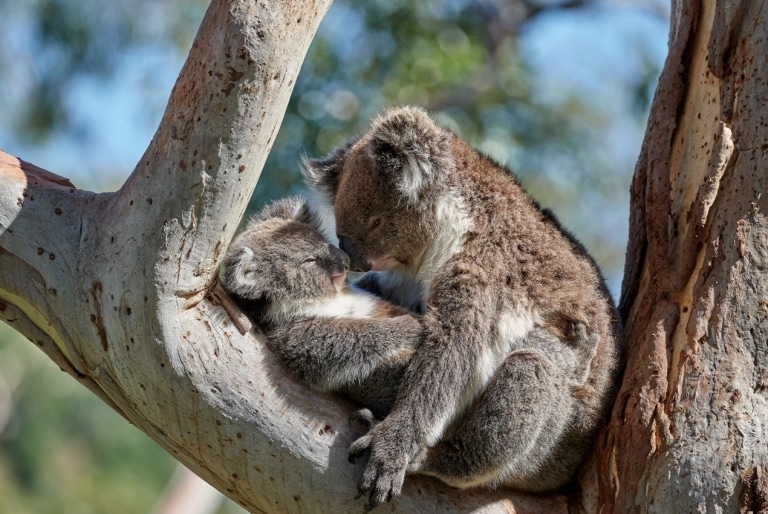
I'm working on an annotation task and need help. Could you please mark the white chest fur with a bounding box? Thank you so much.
[308,291,380,319]
[266,290,380,324]
[417,193,474,296]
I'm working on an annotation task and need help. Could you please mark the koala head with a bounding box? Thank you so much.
[220,197,350,304]
[303,106,455,274]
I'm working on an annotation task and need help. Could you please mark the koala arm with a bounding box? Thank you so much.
[266,314,421,393]
[350,276,496,508]
[353,272,425,314]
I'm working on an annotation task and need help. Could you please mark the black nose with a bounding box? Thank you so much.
[337,236,371,272]
[329,244,350,271]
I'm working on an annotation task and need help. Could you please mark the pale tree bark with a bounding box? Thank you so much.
[1,0,766,512]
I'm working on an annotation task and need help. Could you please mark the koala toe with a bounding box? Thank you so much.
[362,463,405,511]
[349,408,378,434]
[349,433,373,464]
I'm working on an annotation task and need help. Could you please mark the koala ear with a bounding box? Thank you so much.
[220,246,270,301]
[254,197,300,222]
[254,197,327,237]
[290,198,326,236]
[368,106,453,204]
[302,138,358,205]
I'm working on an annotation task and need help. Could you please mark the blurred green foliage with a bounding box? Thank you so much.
[0,0,663,511]
[0,324,176,513]
[2,0,207,142]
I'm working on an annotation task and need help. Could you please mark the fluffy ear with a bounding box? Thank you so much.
[254,196,326,235]
[368,106,454,204]
[302,138,358,205]
[219,246,270,301]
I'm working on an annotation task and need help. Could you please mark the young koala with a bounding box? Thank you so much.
[218,196,421,419]
[304,106,623,509]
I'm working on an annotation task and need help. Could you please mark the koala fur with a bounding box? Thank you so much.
[304,106,623,509]
[219,196,421,419]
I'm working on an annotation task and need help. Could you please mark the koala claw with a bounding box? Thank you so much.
[358,456,406,511]
[353,424,409,511]
[569,321,588,340]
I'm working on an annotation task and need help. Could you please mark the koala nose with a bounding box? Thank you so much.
[337,236,371,272]
[329,244,350,271]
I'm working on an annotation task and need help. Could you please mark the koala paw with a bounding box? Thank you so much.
[349,408,378,434]
[348,433,372,464]
[349,417,412,511]
[569,321,598,343]
[568,321,601,385]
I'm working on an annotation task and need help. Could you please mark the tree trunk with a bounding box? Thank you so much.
[1,0,765,512]
[592,0,768,511]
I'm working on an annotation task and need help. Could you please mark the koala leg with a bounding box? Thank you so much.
[410,348,576,492]
[568,321,600,385]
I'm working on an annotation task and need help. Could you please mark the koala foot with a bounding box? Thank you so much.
[568,321,600,385]
[349,408,379,434]
[349,415,413,511]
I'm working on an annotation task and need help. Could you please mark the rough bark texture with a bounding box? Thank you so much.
[595,0,768,511]
[1,0,765,511]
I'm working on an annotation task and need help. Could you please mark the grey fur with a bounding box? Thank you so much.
[220,196,604,507]
[219,196,421,419]
[304,106,623,510]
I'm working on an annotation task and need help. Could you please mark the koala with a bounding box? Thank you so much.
[304,106,623,509]
[219,196,421,419]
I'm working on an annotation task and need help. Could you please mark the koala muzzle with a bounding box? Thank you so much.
[338,236,371,272]
[329,244,351,272]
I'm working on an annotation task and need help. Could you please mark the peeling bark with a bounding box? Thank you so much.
[600,0,768,511]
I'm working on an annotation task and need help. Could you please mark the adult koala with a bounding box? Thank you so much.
[304,106,622,510]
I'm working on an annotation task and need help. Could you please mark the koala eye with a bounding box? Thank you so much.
[302,256,318,265]
[369,216,382,231]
